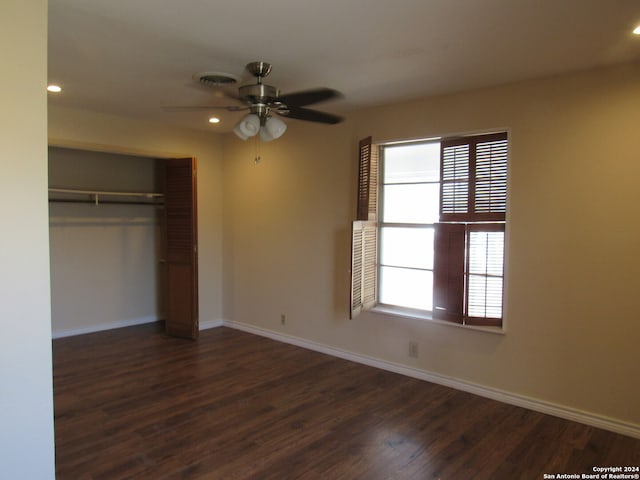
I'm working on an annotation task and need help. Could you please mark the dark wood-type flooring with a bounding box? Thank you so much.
[53,323,640,479]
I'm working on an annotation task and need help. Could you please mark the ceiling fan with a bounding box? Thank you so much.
[163,61,344,141]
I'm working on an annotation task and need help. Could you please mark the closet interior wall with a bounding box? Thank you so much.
[49,147,165,337]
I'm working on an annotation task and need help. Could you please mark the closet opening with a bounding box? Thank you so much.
[48,147,198,339]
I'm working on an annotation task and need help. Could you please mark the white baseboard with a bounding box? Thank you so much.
[200,319,224,330]
[221,320,640,439]
[53,317,225,338]
[52,316,159,339]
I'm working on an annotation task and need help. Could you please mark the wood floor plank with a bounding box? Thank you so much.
[53,323,640,479]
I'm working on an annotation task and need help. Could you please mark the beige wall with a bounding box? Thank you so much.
[49,106,226,326]
[223,63,640,428]
[49,148,164,335]
[0,0,55,477]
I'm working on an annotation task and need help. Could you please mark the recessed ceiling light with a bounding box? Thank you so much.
[47,84,62,93]
[208,117,220,124]
[633,25,640,35]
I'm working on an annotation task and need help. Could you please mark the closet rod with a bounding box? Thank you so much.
[49,188,163,199]
[48,198,163,206]
[48,188,164,206]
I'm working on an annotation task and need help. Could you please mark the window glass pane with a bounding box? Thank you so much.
[383,183,439,223]
[379,266,433,311]
[384,142,440,183]
[380,227,434,269]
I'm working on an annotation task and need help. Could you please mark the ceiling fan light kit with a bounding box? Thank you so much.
[233,113,260,140]
[165,61,343,142]
[259,116,287,142]
[233,114,287,142]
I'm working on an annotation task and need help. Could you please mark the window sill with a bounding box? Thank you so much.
[370,304,505,335]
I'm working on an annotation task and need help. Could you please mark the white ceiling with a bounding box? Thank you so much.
[48,0,640,133]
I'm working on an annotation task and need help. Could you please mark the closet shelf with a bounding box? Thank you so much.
[48,188,164,206]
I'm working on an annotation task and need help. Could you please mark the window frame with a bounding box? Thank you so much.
[350,132,508,332]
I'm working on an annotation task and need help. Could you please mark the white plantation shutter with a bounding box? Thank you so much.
[351,223,363,316]
[350,221,377,318]
[351,137,378,319]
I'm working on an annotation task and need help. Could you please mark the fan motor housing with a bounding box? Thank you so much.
[239,83,279,103]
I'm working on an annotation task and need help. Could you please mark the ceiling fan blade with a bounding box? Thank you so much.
[277,88,342,107]
[278,106,343,124]
[161,105,247,112]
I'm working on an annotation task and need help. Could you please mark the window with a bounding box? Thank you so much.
[350,132,508,328]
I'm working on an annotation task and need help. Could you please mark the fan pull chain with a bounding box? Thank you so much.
[254,135,261,164]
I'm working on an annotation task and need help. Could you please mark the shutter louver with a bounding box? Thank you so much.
[368,145,378,220]
[362,223,377,308]
[350,220,377,319]
[466,224,505,327]
[440,144,470,219]
[440,132,507,222]
[357,137,377,221]
[350,223,363,317]
[351,136,378,318]
[357,137,371,221]
[475,138,508,218]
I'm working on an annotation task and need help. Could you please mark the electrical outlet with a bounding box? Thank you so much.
[280,314,286,325]
[408,341,419,358]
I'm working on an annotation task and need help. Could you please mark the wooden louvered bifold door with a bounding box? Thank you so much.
[164,157,199,339]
